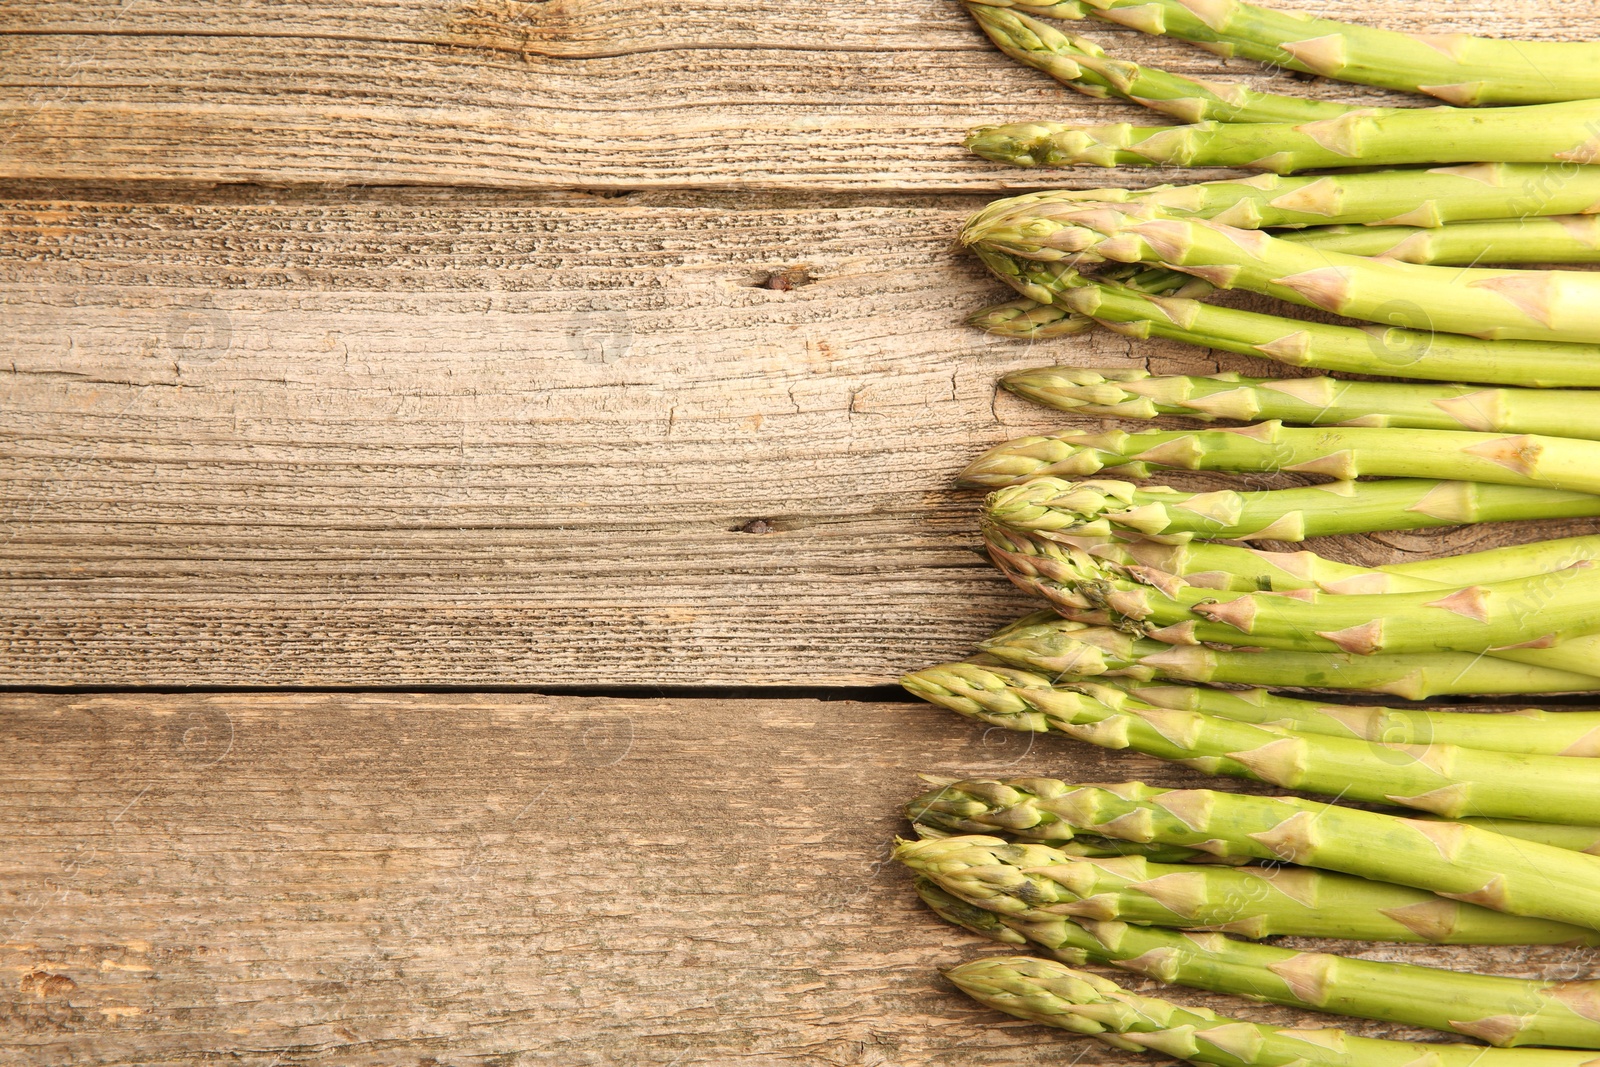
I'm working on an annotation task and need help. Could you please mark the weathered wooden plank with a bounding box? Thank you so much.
[8,183,1598,686]
[0,184,1056,686]
[3,0,1579,189]
[4,0,1588,50]
[1,691,1578,1065]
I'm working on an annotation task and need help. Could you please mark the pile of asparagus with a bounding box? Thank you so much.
[897,2,1600,1062]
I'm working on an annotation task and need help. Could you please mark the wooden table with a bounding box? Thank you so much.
[3,1,1595,1061]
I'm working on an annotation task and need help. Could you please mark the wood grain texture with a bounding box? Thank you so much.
[0,184,1057,686]
[4,2,1596,1063]
[9,182,1600,686]
[5,691,1591,1065]
[2,0,1588,190]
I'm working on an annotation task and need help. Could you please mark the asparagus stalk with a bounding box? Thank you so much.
[921,819,1241,870]
[965,178,1600,364]
[1391,536,1600,586]
[982,523,1600,661]
[1002,368,1600,439]
[917,799,1254,862]
[966,0,1600,106]
[907,778,1600,929]
[968,102,1600,173]
[985,518,1600,659]
[1116,675,1600,759]
[1015,523,1600,596]
[958,421,1600,497]
[971,297,1094,339]
[913,878,1600,1048]
[984,522,1600,668]
[982,476,1600,544]
[1000,216,1600,267]
[965,167,1600,234]
[1277,216,1600,264]
[916,817,1256,863]
[1025,832,1250,864]
[1023,534,1420,593]
[1449,819,1600,855]
[965,4,1353,124]
[970,260,1201,339]
[976,612,1600,699]
[971,212,1600,341]
[967,201,1600,343]
[970,254,1600,388]
[903,660,1600,821]
[902,834,1600,944]
[946,955,1600,1067]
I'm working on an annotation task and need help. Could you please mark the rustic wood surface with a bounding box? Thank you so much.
[0,1,1590,190]
[5,0,1598,685]
[6,691,1592,1066]
[4,0,1599,1062]
[10,183,1600,686]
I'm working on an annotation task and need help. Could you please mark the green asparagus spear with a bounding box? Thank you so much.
[1027,832,1250,864]
[966,0,1600,106]
[982,476,1600,543]
[972,211,1600,341]
[977,612,1600,699]
[1006,216,1600,267]
[921,799,1259,857]
[1002,368,1600,438]
[983,523,1600,660]
[979,524,1600,675]
[915,815,1258,862]
[958,421,1600,497]
[902,660,1600,820]
[908,778,1600,929]
[902,834,1600,944]
[1117,676,1600,759]
[1389,536,1600,586]
[971,297,1095,339]
[967,187,1582,362]
[966,167,1600,234]
[1276,216,1600,264]
[965,4,1353,124]
[1448,819,1600,855]
[966,200,1600,342]
[970,255,1600,388]
[1012,522,1600,598]
[914,877,1600,1047]
[945,955,1600,1067]
[1021,534,1419,593]
[967,101,1600,173]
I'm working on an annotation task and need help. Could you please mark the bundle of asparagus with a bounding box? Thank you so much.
[907,778,1600,927]
[902,661,1600,819]
[981,527,1600,676]
[946,956,1600,1067]
[900,835,1600,944]
[970,609,1600,697]
[912,876,1600,1048]
[893,0,1600,1057]
[966,0,1600,104]
[1097,678,1600,760]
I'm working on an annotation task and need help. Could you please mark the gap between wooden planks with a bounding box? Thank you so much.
[3,690,1578,1065]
